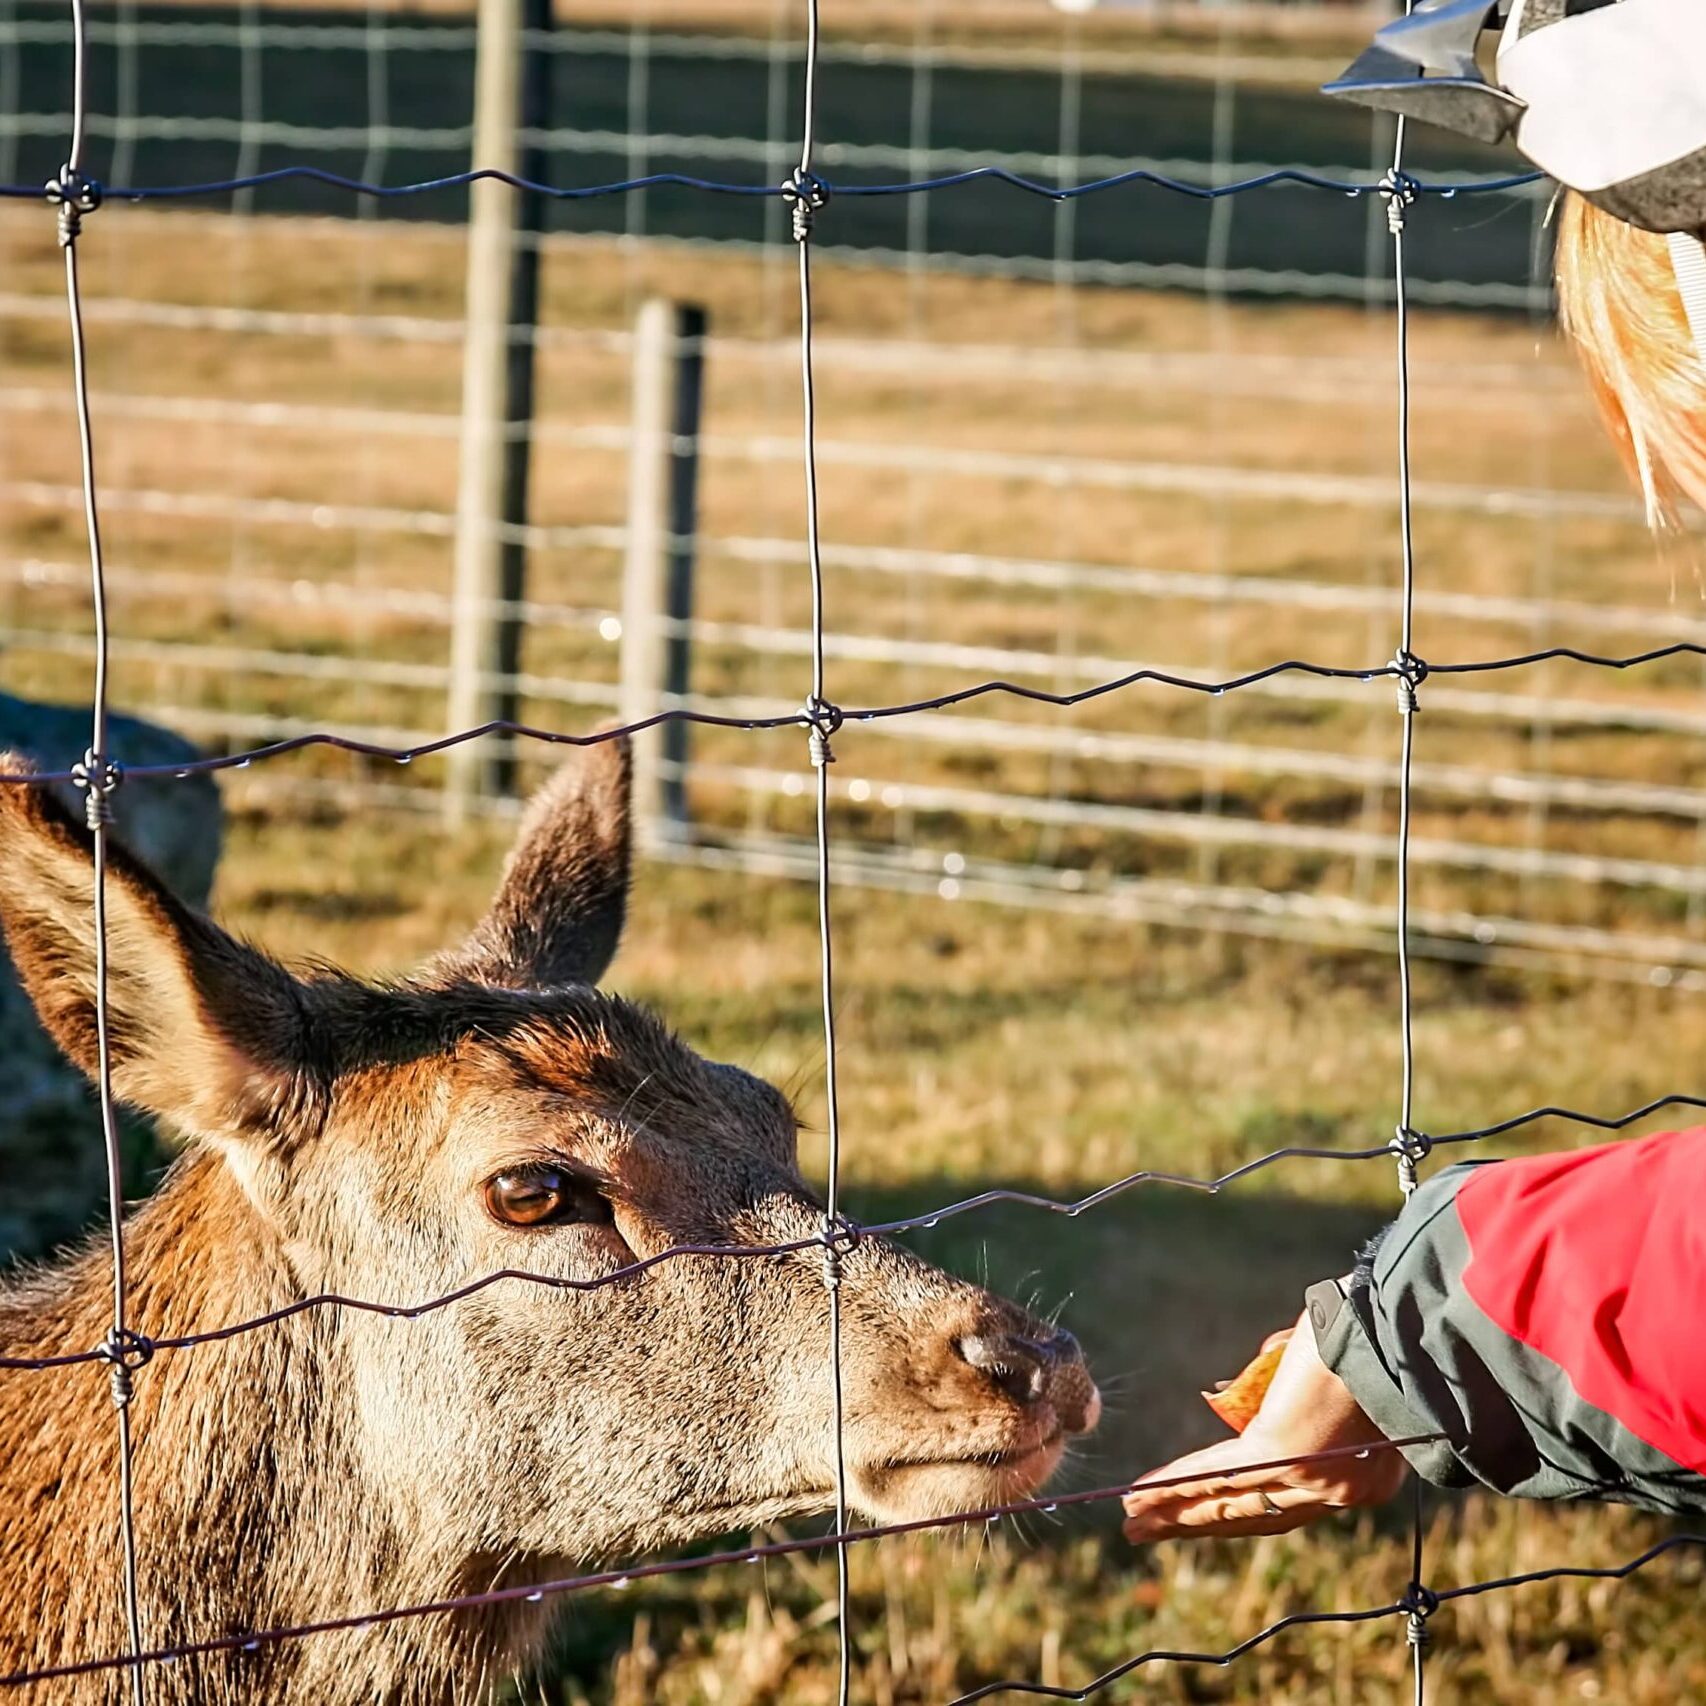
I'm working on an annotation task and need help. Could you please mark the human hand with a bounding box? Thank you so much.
[1121,1305,1407,1542]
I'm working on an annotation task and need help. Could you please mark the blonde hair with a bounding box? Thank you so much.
[1555,192,1706,528]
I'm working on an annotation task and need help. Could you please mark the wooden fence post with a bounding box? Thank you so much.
[620,298,707,849]
[443,0,550,821]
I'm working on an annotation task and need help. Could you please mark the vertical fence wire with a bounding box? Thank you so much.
[1386,153,1421,1180]
[51,0,147,1697]
[1407,1473,1435,1706]
[785,0,852,1696]
[1383,86,1435,1700]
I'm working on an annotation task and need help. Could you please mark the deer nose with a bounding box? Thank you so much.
[955,1328,1079,1406]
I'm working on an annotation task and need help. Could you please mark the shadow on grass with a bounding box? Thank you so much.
[850,1178,1388,1475]
[535,1177,1392,1702]
[240,887,413,923]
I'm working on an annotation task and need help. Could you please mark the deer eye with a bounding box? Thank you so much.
[484,1168,612,1230]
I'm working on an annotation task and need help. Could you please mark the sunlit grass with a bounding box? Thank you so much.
[6,206,1706,1700]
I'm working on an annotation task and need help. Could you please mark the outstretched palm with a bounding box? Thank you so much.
[1122,1306,1408,1543]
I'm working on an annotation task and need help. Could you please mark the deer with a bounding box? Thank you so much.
[0,737,1099,1705]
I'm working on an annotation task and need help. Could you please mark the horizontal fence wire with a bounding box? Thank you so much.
[5,1439,1703,1696]
[4,1085,1704,1374]
[945,1529,1706,1704]
[1,450,1671,524]
[0,112,1539,205]
[0,162,1546,204]
[24,736,1706,986]
[14,595,1706,760]
[5,640,1706,785]
[0,1438,1437,1688]
[19,543,1699,655]
[0,315,1579,395]
[4,6,1702,1699]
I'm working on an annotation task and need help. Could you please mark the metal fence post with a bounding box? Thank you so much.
[443,0,550,821]
[620,298,706,849]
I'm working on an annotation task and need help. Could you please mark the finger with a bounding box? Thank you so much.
[1124,1486,1327,1543]
[1127,1442,1255,1493]
[1122,1461,1296,1518]
[1126,1507,1312,1543]
[1123,1481,1220,1521]
[1184,1486,1321,1526]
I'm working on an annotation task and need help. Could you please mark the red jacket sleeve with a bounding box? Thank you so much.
[1311,1128,1706,1511]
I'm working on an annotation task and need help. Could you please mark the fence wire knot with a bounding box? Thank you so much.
[819,1214,861,1290]
[803,697,844,767]
[781,167,832,242]
[1391,1126,1433,1195]
[72,749,124,828]
[1380,169,1420,235]
[45,164,103,246]
[1401,1582,1439,1650]
[95,1329,155,1410]
[1392,650,1427,715]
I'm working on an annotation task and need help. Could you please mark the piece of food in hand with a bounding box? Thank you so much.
[1201,1329,1294,1433]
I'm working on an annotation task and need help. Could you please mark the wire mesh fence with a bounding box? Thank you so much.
[0,1,1546,300]
[3,0,1706,1700]
[4,0,1706,989]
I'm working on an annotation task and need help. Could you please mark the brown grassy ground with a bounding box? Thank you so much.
[5,203,1706,1699]
[4,207,1705,948]
[203,798,1706,1704]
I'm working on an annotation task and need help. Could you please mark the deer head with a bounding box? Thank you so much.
[0,742,1099,1598]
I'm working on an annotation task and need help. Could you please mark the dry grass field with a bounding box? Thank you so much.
[136,0,1380,79]
[4,198,1706,1700]
[5,205,1706,944]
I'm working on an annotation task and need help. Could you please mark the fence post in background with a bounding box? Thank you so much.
[620,298,707,850]
[443,0,551,823]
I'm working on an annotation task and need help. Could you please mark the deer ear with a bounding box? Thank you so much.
[432,736,632,989]
[0,758,310,1139]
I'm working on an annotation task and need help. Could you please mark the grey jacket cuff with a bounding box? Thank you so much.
[1306,1277,1474,1489]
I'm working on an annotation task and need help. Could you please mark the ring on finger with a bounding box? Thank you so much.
[1257,1491,1284,1518]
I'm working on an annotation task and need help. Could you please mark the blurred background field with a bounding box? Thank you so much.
[5,0,1706,1699]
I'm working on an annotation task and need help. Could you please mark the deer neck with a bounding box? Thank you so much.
[0,1146,505,1705]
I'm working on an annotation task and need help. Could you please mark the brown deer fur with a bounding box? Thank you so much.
[0,739,1098,1703]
